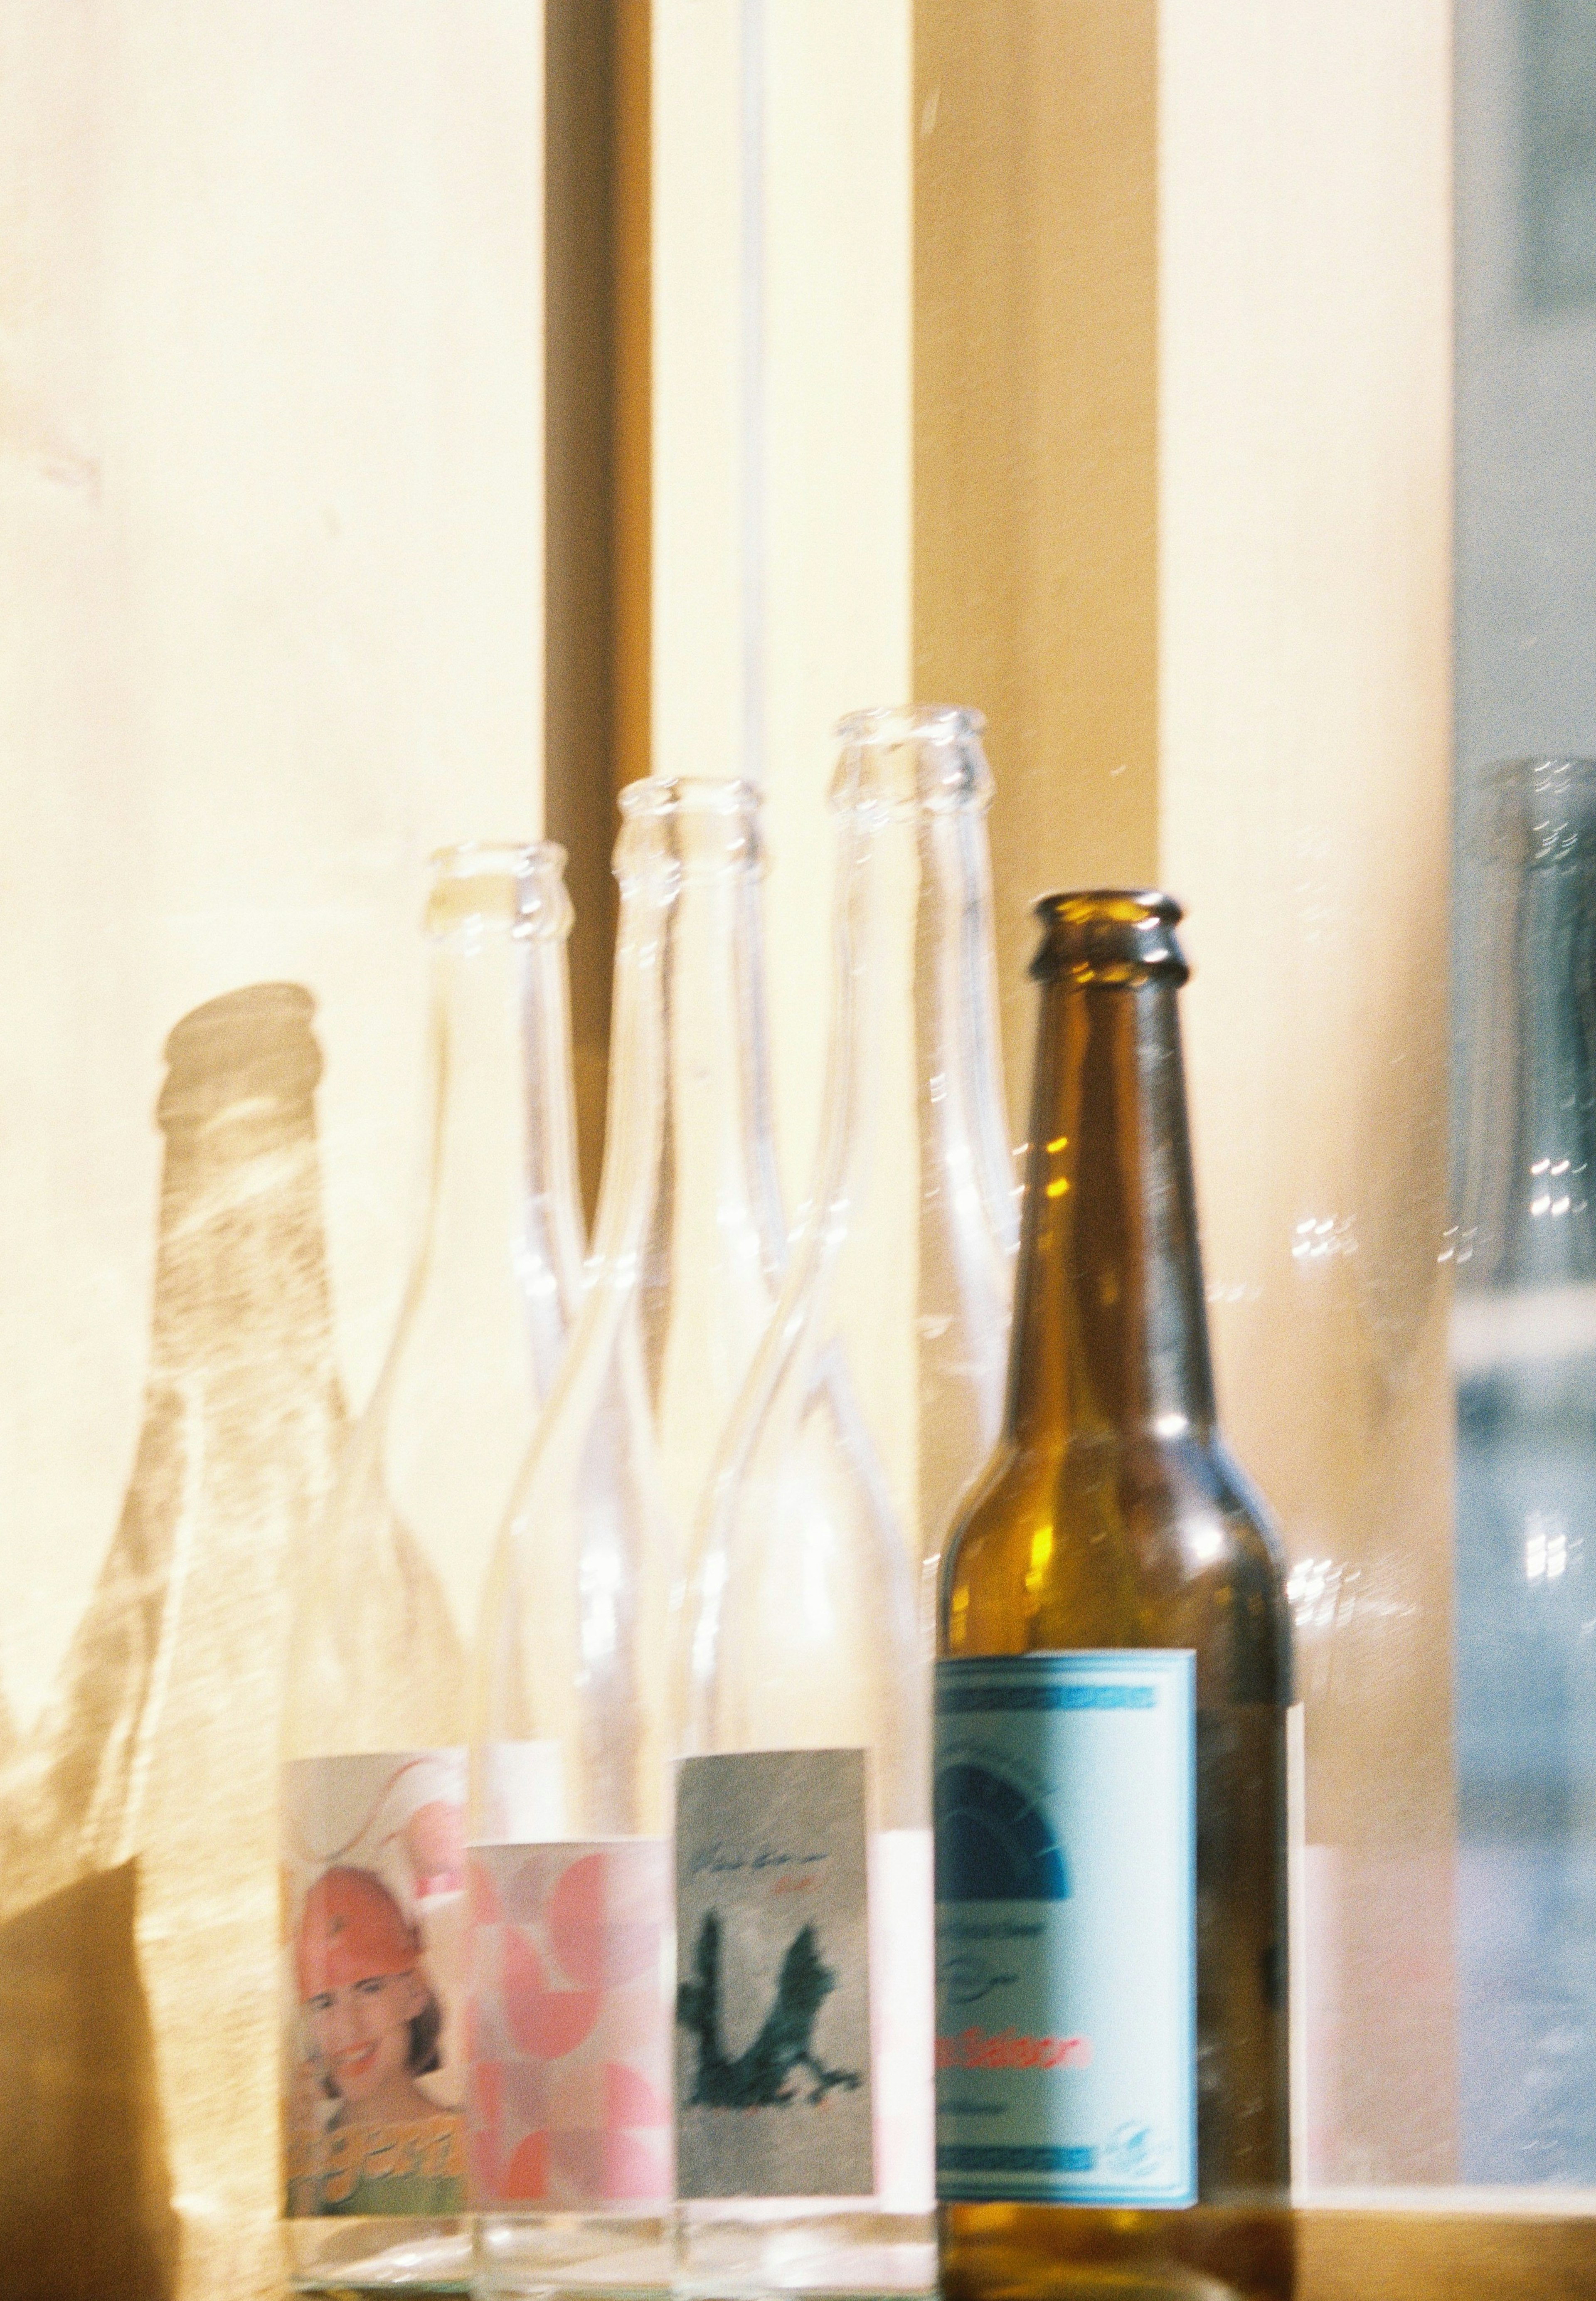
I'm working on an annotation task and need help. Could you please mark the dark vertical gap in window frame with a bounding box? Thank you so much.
[543,0,650,1224]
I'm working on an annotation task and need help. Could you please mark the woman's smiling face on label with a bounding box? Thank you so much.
[307,1968,426,2102]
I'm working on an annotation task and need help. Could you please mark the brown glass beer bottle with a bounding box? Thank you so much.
[936,892,1293,2301]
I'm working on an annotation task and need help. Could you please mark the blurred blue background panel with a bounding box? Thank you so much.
[1455,0,1596,786]
[1519,0,1596,313]
[1454,0,1596,2187]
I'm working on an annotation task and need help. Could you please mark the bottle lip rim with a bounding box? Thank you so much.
[1034,888,1184,926]
[830,705,993,816]
[832,702,986,744]
[426,841,574,941]
[1030,889,1190,985]
[617,776,760,818]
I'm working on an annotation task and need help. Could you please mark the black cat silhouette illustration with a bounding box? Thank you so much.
[677,1910,862,2109]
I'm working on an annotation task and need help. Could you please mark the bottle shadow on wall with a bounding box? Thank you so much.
[0,985,349,2301]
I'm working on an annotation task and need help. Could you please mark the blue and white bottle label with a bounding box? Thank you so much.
[933,1651,1197,2209]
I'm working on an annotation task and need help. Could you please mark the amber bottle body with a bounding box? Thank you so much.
[937,894,1293,2301]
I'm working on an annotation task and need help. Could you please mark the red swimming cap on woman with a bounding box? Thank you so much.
[296,1866,418,1997]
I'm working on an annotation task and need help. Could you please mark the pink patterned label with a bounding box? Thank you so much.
[467,1840,672,2207]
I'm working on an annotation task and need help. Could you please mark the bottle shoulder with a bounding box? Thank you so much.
[940,1426,1291,1705]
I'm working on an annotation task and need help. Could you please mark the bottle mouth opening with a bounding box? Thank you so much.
[614,777,764,885]
[830,702,993,817]
[426,841,573,941]
[618,776,760,820]
[1031,889,1190,986]
[833,703,985,746]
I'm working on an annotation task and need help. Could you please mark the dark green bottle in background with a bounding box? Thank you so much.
[935,892,1293,2301]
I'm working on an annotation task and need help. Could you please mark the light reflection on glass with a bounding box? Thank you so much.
[1523,1512,1577,1583]
[1291,1214,1358,1263]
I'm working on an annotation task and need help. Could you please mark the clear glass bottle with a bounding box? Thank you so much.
[1453,758,1596,2182]
[670,705,1012,2301]
[282,844,585,2294]
[903,709,1019,1594]
[468,778,784,2300]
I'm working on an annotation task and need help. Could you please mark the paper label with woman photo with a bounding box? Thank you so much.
[281,1749,468,2219]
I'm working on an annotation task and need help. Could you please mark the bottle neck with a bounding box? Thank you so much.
[819,711,1012,1255]
[414,915,586,1402]
[814,804,902,1232]
[1007,972,1216,1446]
[815,801,1016,1263]
[596,844,781,1271]
[591,786,784,1521]
[912,802,1019,1552]
[914,803,1018,1257]
[781,786,1019,1567]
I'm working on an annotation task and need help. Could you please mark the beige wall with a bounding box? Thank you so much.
[0,2,545,1739]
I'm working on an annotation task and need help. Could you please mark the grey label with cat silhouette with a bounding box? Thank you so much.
[674,1748,875,2198]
